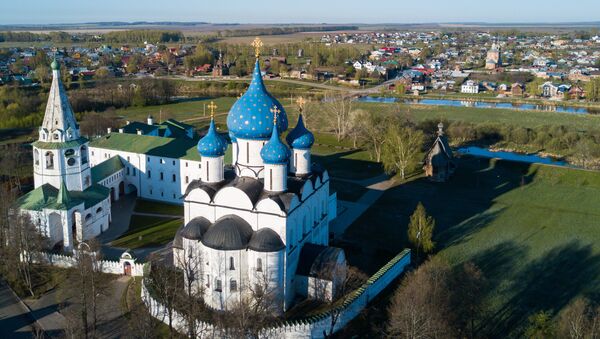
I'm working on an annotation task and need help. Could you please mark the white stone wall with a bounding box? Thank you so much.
[291,149,311,175]
[33,143,92,191]
[30,251,145,276]
[88,147,203,204]
[263,164,287,192]
[199,156,224,183]
[235,138,268,178]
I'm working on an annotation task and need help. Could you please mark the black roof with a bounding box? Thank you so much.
[201,215,254,250]
[181,216,211,240]
[248,228,285,252]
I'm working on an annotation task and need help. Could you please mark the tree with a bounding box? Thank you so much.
[34,65,51,85]
[176,247,209,339]
[381,124,425,179]
[387,257,455,338]
[452,262,486,339]
[323,91,353,142]
[407,202,435,261]
[525,311,556,339]
[361,111,389,162]
[527,78,545,97]
[557,297,600,339]
[147,256,181,338]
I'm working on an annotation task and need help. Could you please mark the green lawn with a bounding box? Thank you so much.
[111,217,182,249]
[134,199,183,216]
[342,157,600,336]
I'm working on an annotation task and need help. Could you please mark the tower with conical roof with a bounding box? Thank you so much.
[32,59,92,192]
[286,97,315,176]
[260,106,290,192]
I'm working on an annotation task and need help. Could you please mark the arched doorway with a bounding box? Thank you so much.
[123,262,132,276]
[48,212,63,244]
[110,187,115,202]
[119,181,125,196]
[127,184,138,196]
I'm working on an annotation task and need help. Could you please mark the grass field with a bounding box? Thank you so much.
[134,199,183,216]
[111,215,181,249]
[342,156,600,336]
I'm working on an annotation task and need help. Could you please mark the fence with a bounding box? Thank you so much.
[27,250,145,277]
[142,248,411,338]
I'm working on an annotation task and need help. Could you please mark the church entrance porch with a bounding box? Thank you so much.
[123,262,132,276]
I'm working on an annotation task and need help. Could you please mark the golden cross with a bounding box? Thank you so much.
[207,101,217,119]
[251,37,263,58]
[295,96,306,112]
[270,105,281,124]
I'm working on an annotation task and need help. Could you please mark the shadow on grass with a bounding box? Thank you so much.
[313,149,383,181]
[480,240,600,337]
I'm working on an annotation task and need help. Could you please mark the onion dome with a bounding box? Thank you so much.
[51,58,60,71]
[201,215,253,251]
[248,228,285,252]
[181,217,211,240]
[197,119,227,158]
[260,117,290,165]
[226,59,288,140]
[285,114,314,150]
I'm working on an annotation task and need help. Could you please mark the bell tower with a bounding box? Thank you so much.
[32,59,91,191]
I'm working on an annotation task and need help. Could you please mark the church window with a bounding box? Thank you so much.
[246,143,249,163]
[34,149,39,166]
[147,157,150,163]
[65,149,75,157]
[269,169,273,190]
[160,172,164,181]
[206,161,209,179]
[96,207,103,214]
[294,153,297,167]
[45,151,54,169]
[257,258,262,272]
[85,214,92,221]
[172,174,176,182]
[172,160,175,166]
[67,158,76,166]
[161,191,164,197]
[185,162,188,168]
[127,156,130,162]
[133,168,136,176]
[85,176,90,186]
[148,170,151,179]
[206,275,210,288]
[229,257,235,270]
[81,146,88,164]
[185,176,189,184]
[160,158,164,164]
[150,189,153,195]
[53,133,59,140]
[173,193,176,199]
[230,279,238,292]
[126,167,130,175]
[215,279,222,292]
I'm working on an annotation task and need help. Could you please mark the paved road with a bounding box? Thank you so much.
[0,280,35,338]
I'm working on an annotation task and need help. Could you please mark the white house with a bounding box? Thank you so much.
[461,80,480,94]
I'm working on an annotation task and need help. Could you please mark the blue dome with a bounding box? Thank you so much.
[227,60,288,140]
[197,120,228,157]
[285,114,314,150]
[261,123,290,165]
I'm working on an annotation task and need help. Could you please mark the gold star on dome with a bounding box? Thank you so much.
[251,37,263,58]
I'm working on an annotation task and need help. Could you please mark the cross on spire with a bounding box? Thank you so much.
[251,37,263,58]
[208,101,217,119]
[270,105,281,124]
[295,96,306,112]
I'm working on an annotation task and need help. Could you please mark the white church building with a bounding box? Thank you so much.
[18,59,112,252]
[173,57,341,313]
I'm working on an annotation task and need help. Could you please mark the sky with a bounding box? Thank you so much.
[1,0,600,25]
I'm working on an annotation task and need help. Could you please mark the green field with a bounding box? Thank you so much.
[134,199,183,216]
[111,215,181,249]
[343,156,600,336]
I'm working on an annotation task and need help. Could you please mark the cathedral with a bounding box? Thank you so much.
[173,41,342,312]
[17,60,112,252]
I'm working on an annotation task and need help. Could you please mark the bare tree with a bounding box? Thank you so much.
[381,124,425,179]
[451,262,486,339]
[176,247,210,339]
[323,91,354,142]
[14,212,44,297]
[147,256,181,339]
[79,109,120,138]
[387,257,455,338]
[557,297,600,339]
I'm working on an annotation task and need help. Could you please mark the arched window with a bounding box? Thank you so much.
[215,279,222,292]
[80,146,88,164]
[85,214,92,221]
[34,149,39,166]
[45,151,54,169]
[96,207,103,214]
[230,279,238,292]
[256,258,263,272]
[229,257,235,270]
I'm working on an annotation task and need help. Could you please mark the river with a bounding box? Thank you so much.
[356,96,596,115]
[457,146,569,167]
